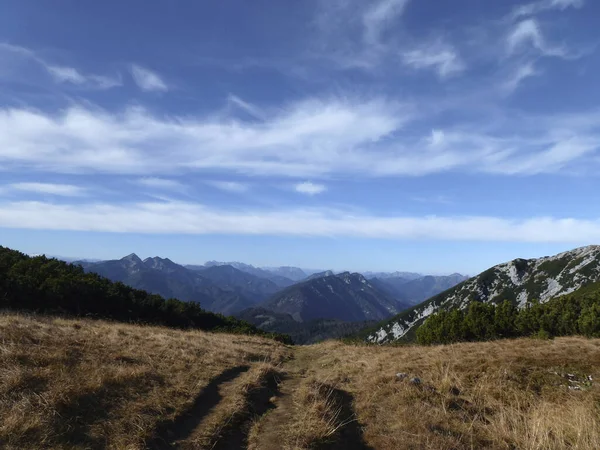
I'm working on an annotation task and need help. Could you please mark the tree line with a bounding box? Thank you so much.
[0,246,292,343]
[416,285,600,345]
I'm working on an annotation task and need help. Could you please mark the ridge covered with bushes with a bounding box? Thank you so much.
[416,282,600,345]
[0,246,291,343]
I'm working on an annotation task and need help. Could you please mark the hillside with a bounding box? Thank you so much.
[0,246,288,341]
[3,312,600,450]
[372,273,469,305]
[260,272,409,322]
[237,307,376,344]
[197,261,295,287]
[0,313,289,449]
[368,246,600,343]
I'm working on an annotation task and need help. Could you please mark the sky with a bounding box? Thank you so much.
[1,0,600,274]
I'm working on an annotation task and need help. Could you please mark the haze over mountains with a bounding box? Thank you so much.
[369,245,600,344]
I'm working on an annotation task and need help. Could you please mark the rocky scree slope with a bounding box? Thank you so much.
[367,245,600,343]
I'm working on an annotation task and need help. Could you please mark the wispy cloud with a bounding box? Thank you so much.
[0,98,599,178]
[402,42,464,77]
[506,19,571,58]
[502,61,540,92]
[362,0,410,46]
[206,181,249,193]
[6,182,86,196]
[227,94,265,120]
[46,65,122,89]
[1,200,600,244]
[130,64,168,92]
[312,0,411,70]
[0,43,122,89]
[512,0,584,19]
[294,181,327,195]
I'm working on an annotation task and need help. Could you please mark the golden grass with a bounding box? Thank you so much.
[0,313,289,450]
[291,337,600,450]
[3,312,600,450]
[285,378,346,448]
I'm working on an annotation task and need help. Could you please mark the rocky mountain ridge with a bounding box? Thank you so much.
[367,245,600,344]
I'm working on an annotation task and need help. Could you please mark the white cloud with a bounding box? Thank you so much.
[502,61,539,92]
[295,181,327,195]
[227,94,265,120]
[506,19,569,57]
[206,181,249,193]
[1,200,600,244]
[363,0,410,46]
[7,182,86,196]
[0,43,122,89]
[512,0,584,19]
[0,98,599,178]
[135,177,186,191]
[312,0,411,70]
[130,64,168,92]
[46,66,87,84]
[429,129,445,146]
[402,42,464,77]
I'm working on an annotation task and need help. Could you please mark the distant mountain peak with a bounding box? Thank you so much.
[121,253,143,265]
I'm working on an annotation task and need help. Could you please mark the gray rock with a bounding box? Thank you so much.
[396,372,408,380]
[410,377,421,385]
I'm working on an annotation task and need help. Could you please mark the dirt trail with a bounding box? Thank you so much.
[248,348,312,450]
[251,346,373,450]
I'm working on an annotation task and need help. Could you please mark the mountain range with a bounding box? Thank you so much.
[78,255,267,315]
[76,254,468,340]
[367,245,600,344]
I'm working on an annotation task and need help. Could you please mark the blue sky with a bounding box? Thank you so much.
[1,0,600,274]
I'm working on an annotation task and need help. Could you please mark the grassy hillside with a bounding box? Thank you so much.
[0,313,290,449]
[3,312,600,449]
[0,246,290,343]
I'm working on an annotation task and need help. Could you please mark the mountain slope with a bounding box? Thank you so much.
[262,266,308,282]
[198,264,281,303]
[367,245,600,343]
[261,272,409,322]
[195,261,295,287]
[305,270,335,280]
[79,255,255,314]
[384,273,469,305]
[237,307,376,344]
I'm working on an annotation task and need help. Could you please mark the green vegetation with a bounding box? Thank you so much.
[417,282,600,345]
[0,246,291,343]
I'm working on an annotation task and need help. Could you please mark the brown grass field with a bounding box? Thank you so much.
[2,312,600,449]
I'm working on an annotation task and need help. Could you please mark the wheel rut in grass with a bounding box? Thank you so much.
[252,347,374,450]
[147,365,250,450]
[211,368,282,450]
[320,387,374,450]
[248,370,303,450]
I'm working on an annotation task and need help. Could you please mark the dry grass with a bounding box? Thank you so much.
[3,312,600,450]
[0,312,289,450]
[292,337,600,450]
[285,378,346,448]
